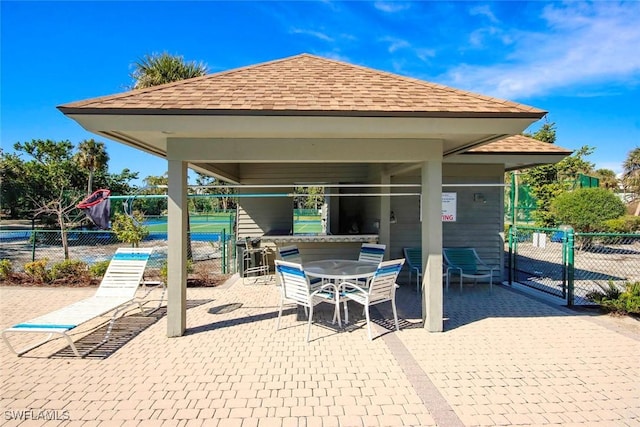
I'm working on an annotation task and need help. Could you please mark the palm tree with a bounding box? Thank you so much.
[595,168,619,191]
[76,139,109,195]
[130,52,208,89]
[129,53,208,260]
[622,147,640,215]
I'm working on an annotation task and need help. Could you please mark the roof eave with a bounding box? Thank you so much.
[57,106,547,120]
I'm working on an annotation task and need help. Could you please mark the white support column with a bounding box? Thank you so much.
[379,173,391,258]
[167,159,188,337]
[421,158,443,332]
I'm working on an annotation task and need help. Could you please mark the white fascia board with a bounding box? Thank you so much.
[67,114,538,140]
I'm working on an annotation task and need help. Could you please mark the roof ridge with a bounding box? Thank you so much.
[300,54,542,113]
[58,53,546,116]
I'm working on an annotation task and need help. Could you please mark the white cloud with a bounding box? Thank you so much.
[469,5,499,23]
[443,2,640,99]
[380,36,410,53]
[374,2,411,13]
[290,28,334,42]
[416,48,436,62]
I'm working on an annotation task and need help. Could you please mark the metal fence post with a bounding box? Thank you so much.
[508,224,513,286]
[561,230,567,299]
[221,229,226,274]
[567,228,575,307]
[31,230,37,262]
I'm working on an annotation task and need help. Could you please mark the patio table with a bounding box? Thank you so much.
[304,259,378,282]
[304,260,378,325]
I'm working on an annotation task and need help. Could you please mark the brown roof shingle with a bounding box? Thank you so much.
[470,134,572,154]
[59,54,546,118]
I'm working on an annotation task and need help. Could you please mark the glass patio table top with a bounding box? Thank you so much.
[303,259,378,281]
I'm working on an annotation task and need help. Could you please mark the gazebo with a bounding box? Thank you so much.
[59,54,568,336]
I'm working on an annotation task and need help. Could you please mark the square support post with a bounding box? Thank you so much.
[167,159,188,337]
[379,173,391,258]
[421,159,443,332]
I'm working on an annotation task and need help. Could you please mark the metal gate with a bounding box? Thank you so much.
[508,225,640,306]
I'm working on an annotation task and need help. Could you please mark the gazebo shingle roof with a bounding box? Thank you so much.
[472,134,572,154]
[60,54,546,118]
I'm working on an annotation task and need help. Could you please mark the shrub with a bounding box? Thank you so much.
[550,188,626,232]
[160,259,193,284]
[111,211,149,247]
[89,260,111,278]
[50,259,88,281]
[602,215,640,233]
[0,259,13,280]
[24,259,51,283]
[587,281,640,315]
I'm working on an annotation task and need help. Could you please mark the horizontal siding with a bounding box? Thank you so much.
[390,164,505,284]
[239,163,370,183]
[237,188,293,237]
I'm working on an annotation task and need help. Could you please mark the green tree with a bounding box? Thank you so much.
[551,187,626,232]
[193,173,237,212]
[0,149,31,218]
[524,120,557,144]
[595,168,619,191]
[517,121,596,227]
[622,147,640,215]
[111,211,149,247]
[75,139,109,195]
[130,52,208,89]
[9,140,87,258]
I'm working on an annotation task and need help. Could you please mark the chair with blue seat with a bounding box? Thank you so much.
[443,247,498,293]
[338,258,405,340]
[358,243,386,264]
[276,244,325,289]
[403,247,449,292]
[277,245,302,264]
[274,260,342,342]
[403,247,422,292]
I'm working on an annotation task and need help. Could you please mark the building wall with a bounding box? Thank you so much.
[234,162,506,283]
[390,163,505,284]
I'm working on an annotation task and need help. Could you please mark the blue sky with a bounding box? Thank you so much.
[2,1,639,185]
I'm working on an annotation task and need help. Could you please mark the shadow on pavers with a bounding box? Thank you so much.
[51,299,212,359]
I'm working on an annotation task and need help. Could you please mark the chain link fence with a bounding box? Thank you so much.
[508,226,569,299]
[508,226,640,305]
[572,232,640,303]
[0,230,235,281]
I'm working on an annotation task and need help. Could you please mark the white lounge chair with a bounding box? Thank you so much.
[2,248,161,357]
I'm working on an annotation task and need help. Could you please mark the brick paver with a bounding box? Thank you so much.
[1,278,639,426]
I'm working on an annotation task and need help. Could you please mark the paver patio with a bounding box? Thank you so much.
[1,277,639,426]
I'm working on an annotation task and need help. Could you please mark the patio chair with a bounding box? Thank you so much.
[403,247,422,292]
[339,258,405,340]
[358,243,386,264]
[275,260,342,342]
[402,247,449,292]
[276,244,324,288]
[2,248,160,357]
[277,245,302,264]
[443,247,498,293]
